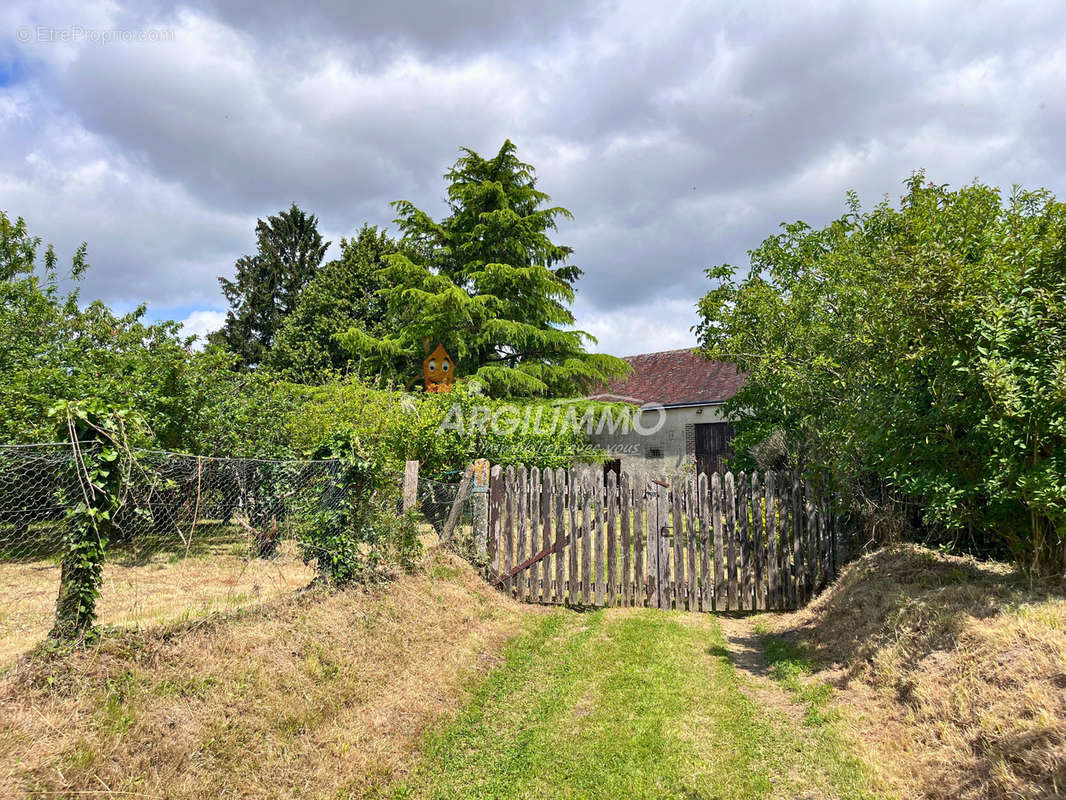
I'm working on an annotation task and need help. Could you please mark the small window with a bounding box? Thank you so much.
[646,447,663,459]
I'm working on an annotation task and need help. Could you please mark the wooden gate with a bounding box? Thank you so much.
[486,465,836,612]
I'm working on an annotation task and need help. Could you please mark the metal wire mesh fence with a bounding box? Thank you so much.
[417,473,471,536]
[0,443,411,665]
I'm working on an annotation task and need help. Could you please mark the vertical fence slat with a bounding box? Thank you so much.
[698,473,711,612]
[581,471,592,605]
[515,466,527,602]
[751,472,764,610]
[567,469,578,605]
[685,478,697,611]
[620,473,632,606]
[737,471,750,611]
[784,473,793,610]
[724,472,737,611]
[819,490,829,592]
[792,471,804,606]
[528,467,540,599]
[634,481,645,607]
[489,465,503,579]
[765,471,777,610]
[657,486,671,609]
[554,468,566,604]
[592,471,604,606]
[712,473,724,612]
[669,482,681,609]
[503,466,515,595]
[540,468,553,604]
[646,482,660,609]
[607,470,618,607]
[804,480,816,597]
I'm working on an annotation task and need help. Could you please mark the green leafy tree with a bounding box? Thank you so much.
[339,141,627,397]
[267,224,395,382]
[696,175,1066,576]
[0,211,299,458]
[214,203,329,368]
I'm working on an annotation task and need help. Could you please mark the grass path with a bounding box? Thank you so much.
[390,608,885,800]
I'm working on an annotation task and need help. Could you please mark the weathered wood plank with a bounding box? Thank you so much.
[686,478,697,611]
[671,480,684,610]
[737,471,750,611]
[503,466,515,595]
[780,472,790,608]
[593,471,604,606]
[751,472,763,611]
[634,482,645,607]
[804,480,816,597]
[792,472,803,606]
[488,465,503,579]
[515,466,527,602]
[581,471,593,605]
[402,459,419,512]
[698,473,711,612]
[712,472,724,612]
[620,473,632,606]
[528,467,540,600]
[771,473,780,610]
[558,467,567,605]
[781,472,792,610]
[656,484,671,609]
[567,469,578,604]
[606,471,618,606]
[440,465,473,549]
[818,490,829,591]
[541,468,553,604]
[724,472,737,611]
[646,481,660,608]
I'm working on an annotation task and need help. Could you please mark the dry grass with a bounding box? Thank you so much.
[0,548,534,798]
[766,544,1066,800]
[0,534,315,666]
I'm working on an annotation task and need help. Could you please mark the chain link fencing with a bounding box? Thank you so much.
[0,443,435,665]
[416,472,472,541]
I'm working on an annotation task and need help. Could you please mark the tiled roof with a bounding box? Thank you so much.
[589,348,745,406]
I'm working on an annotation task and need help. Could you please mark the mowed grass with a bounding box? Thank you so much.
[391,608,884,800]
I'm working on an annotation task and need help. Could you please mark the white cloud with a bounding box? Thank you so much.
[178,309,225,345]
[576,299,699,357]
[3,0,1066,359]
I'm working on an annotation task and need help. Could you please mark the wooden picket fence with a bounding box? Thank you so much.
[486,465,836,612]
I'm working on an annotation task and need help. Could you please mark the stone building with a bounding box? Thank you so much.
[587,348,745,479]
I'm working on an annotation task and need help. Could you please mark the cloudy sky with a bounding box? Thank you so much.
[2,1,1064,356]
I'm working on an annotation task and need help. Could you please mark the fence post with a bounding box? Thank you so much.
[402,460,419,512]
[472,458,490,560]
[440,465,473,548]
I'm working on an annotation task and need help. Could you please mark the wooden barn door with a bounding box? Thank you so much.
[695,422,734,477]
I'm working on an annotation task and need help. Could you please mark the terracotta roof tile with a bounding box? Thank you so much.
[589,348,745,406]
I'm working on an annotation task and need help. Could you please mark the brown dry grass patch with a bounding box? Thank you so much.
[765,544,1066,800]
[0,529,316,667]
[0,548,534,798]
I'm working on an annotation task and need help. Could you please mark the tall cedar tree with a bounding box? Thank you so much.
[267,224,394,382]
[340,141,627,396]
[213,204,329,368]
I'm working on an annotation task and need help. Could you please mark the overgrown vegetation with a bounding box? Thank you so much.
[0,551,530,799]
[765,545,1066,800]
[48,400,140,641]
[697,175,1066,575]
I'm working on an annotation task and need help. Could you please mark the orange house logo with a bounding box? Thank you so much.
[423,343,455,393]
